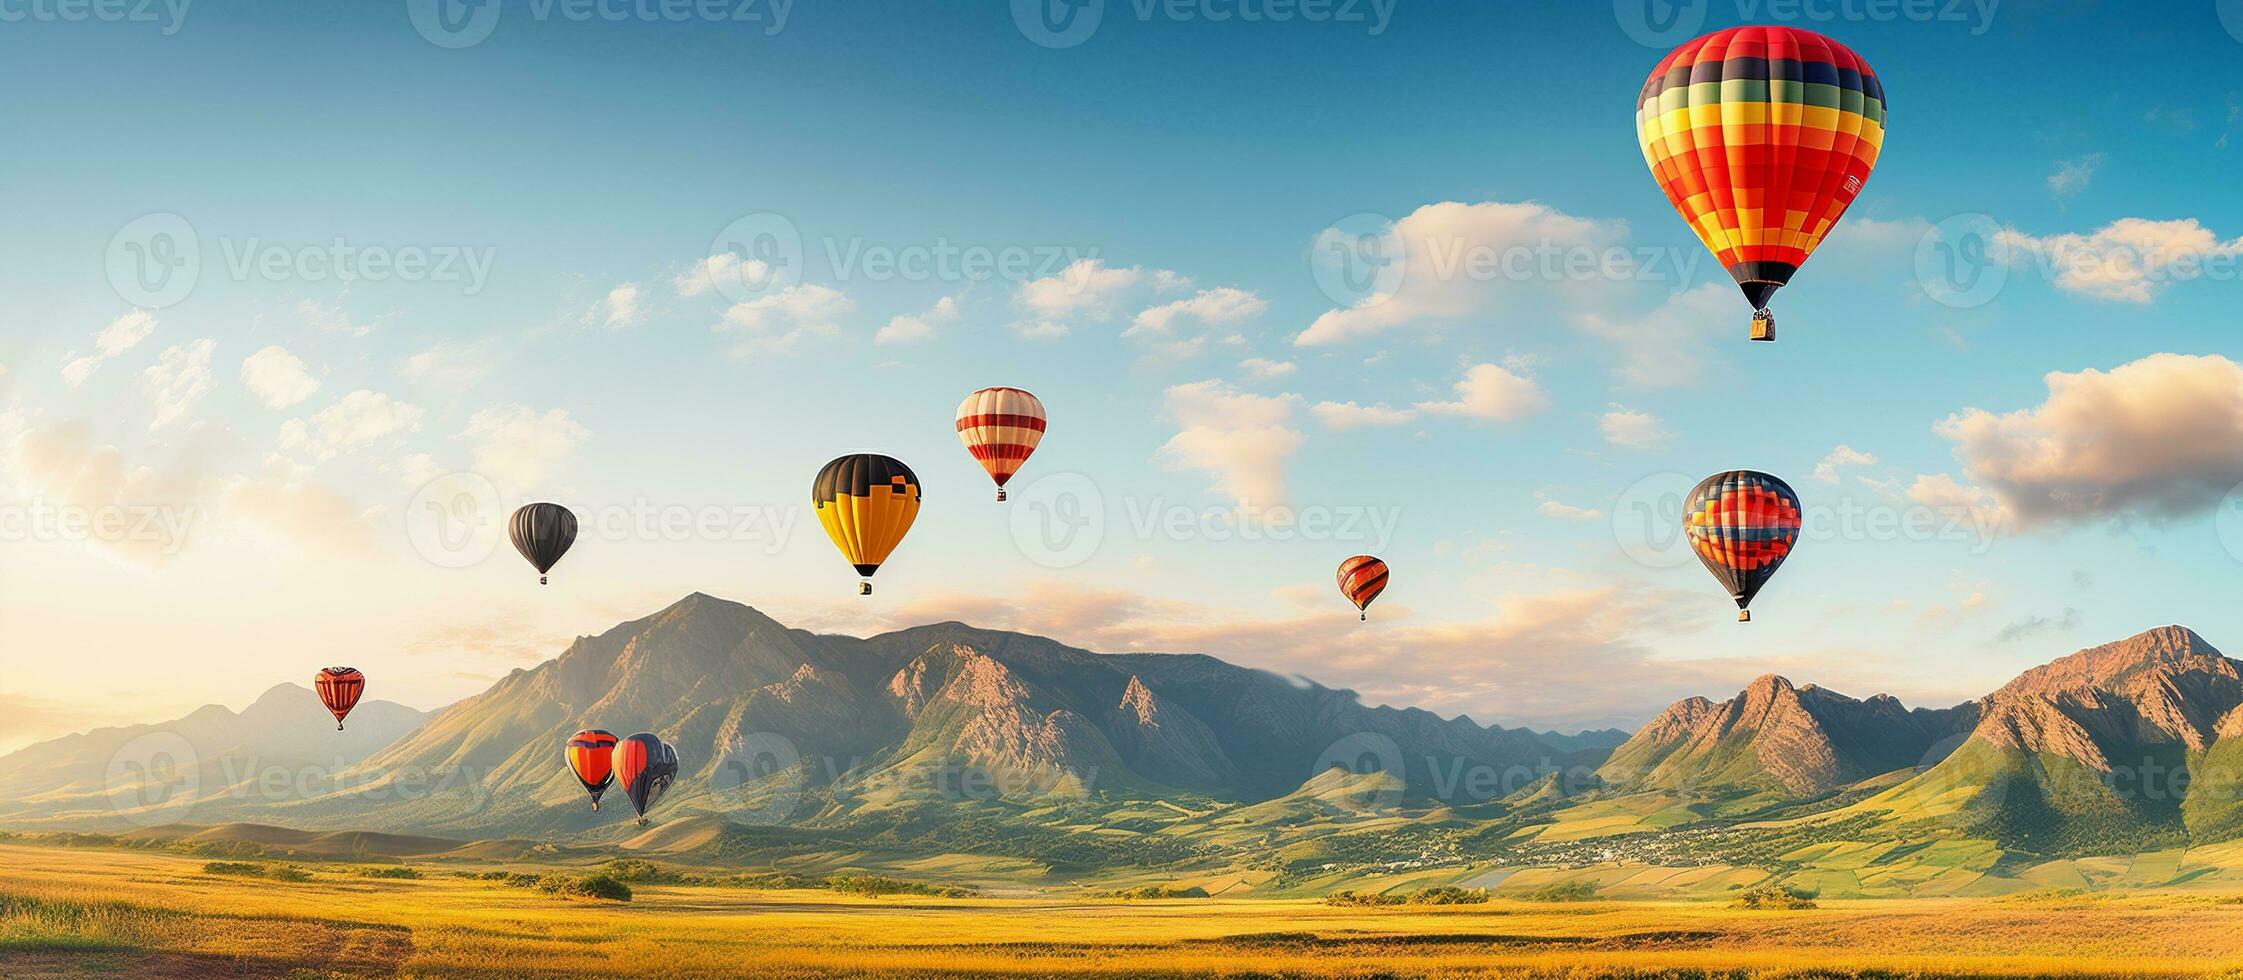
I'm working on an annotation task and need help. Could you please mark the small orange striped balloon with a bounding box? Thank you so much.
[566,729,618,811]
[1336,556,1389,622]
[956,387,1046,501]
[313,667,364,731]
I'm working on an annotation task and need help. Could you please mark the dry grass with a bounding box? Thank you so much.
[3,842,2242,977]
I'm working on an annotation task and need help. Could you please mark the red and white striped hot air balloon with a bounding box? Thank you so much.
[955,386,1046,501]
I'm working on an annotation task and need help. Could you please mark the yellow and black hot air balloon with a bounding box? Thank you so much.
[813,453,921,595]
[1637,26,1887,341]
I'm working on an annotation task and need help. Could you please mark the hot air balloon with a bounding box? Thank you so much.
[1683,470,1802,622]
[1637,26,1887,341]
[614,733,678,827]
[1336,555,1388,622]
[313,667,364,731]
[956,387,1047,502]
[813,454,921,595]
[565,729,618,811]
[510,502,577,585]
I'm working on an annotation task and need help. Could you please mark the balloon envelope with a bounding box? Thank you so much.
[813,454,921,591]
[510,502,578,585]
[614,733,678,824]
[313,667,364,730]
[1683,470,1802,620]
[1336,556,1389,620]
[1637,26,1886,327]
[956,387,1046,500]
[566,729,618,810]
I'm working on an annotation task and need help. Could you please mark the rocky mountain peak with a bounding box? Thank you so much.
[1118,676,1160,727]
[2000,626,2227,700]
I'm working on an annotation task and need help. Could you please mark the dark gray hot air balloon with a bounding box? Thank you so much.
[615,733,678,827]
[509,502,577,585]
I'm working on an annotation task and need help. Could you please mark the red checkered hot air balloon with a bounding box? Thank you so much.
[1336,556,1389,622]
[1683,471,1802,622]
[956,387,1046,501]
[565,729,618,811]
[313,667,364,731]
[1637,26,1888,340]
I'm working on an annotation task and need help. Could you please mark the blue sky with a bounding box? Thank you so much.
[3,1,2242,748]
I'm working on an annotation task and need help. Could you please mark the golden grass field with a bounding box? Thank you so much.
[5,842,2243,977]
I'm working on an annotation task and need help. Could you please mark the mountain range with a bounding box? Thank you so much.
[9,594,2243,882]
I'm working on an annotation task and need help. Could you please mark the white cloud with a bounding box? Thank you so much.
[1599,405,1671,450]
[1296,201,1620,347]
[1537,499,1602,522]
[240,345,320,410]
[461,405,588,491]
[1414,362,1549,423]
[61,310,157,387]
[1573,282,1733,389]
[716,283,853,358]
[1933,353,2243,525]
[875,295,960,346]
[675,252,778,298]
[1011,259,1188,338]
[1156,380,1303,506]
[394,452,442,488]
[300,299,377,338]
[220,463,379,555]
[2047,154,2103,201]
[1996,218,2243,303]
[400,341,492,392]
[1813,445,1878,484]
[590,283,643,330]
[1128,287,1267,337]
[1311,400,1416,430]
[3,420,205,565]
[1239,358,1296,381]
[139,339,216,431]
[280,390,424,461]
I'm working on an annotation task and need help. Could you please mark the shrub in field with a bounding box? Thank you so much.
[201,862,264,877]
[1523,881,1599,903]
[535,874,633,902]
[1325,890,1406,907]
[356,866,421,879]
[1733,884,1818,910]
[1409,886,1489,905]
[825,875,975,898]
[1104,885,1211,900]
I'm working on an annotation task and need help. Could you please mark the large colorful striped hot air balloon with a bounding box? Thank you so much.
[1683,470,1802,622]
[614,733,679,827]
[1336,555,1389,622]
[565,729,618,811]
[956,387,1046,501]
[813,454,922,595]
[509,502,577,586]
[1637,26,1887,341]
[313,667,364,731]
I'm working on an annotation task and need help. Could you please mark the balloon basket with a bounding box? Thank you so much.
[336,722,345,731]
[859,581,873,596]
[1749,311,1775,342]
[1738,609,1752,623]
[1360,612,1367,622]
[591,801,600,811]
[996,488,1007,502]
